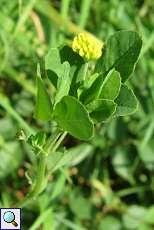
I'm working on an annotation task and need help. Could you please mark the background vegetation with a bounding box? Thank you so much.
[0,0,154,229]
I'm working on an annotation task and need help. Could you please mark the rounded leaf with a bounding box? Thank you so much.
[53,96,94,140]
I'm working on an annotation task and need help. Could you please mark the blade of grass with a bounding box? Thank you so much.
[141,31,154,57]
[59,0,72,43]
[0,29,9,72]
[61,0,71,20]
[35,1,84,35]
[14,0,36,37]
[141,119,154,147]
[0,93,35,134]
[78,0,92,29]
[117,185,152,197]
[55,213,85,230]
[29,208,53,230]
[18,0,22,16]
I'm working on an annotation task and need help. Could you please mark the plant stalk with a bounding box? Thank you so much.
[16,130,67,208]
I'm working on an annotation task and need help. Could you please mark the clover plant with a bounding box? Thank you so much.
[19,30,142,207]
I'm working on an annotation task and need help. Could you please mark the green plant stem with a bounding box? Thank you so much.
[83,62,89,81]
[29,208,53,230]
[117,185,152,197]
[16,153,47,208]
[50,131,67,153]
[44,129,62,152]
[28,153,47,198]
[141,119,154,147]
[16,130,67,208]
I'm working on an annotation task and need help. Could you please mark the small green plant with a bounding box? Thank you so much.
[18,30,142,207]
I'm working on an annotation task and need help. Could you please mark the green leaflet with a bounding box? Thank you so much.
[54,61,71,105]
[79,69,121,105]
[77,73,99,99]
[34,66,53,121]
[95,31,142,81]
[86,99,117,123]
[83,73,99,89]
[100,69,121,100]
[60,46,86,97]
[45,47,62,88]
[45,46,85,91]
[115,84,138,116]
[79,75,104,104]
[45,47,62,78]
[53,95,94,140]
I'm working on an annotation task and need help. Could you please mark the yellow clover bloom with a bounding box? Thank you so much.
[72,33,103,60]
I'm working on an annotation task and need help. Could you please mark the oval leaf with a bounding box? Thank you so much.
[45,48,62,78]
[96,31,142,81]
[100,69,121,100]
[115,84,138,116]
[34,73,52,121]
[86,99,116,123]
[53,96,94,140]
[55,62,71,104]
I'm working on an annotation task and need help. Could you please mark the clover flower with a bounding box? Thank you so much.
[72,33,103,60]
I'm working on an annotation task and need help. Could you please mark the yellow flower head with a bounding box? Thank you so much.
[72,33,104,60]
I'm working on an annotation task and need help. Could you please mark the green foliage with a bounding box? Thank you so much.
[45,47,62,79]
[122,205,147,229]
[54,61,71,104]
[28,132,47,154]
[69,192,92,219]
[1,0,154,229]
[115,84,138,116]
[34,67,53,121]
[144,206,154,224]
[99,215,121,230]
[53,96,94,140]
[96,31,142,82]
[86,99,116,123]
[35,30,141,139]
[99,69,121,100]
[47,143,94,172]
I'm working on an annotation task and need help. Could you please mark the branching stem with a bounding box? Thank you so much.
[16,130,67,208]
